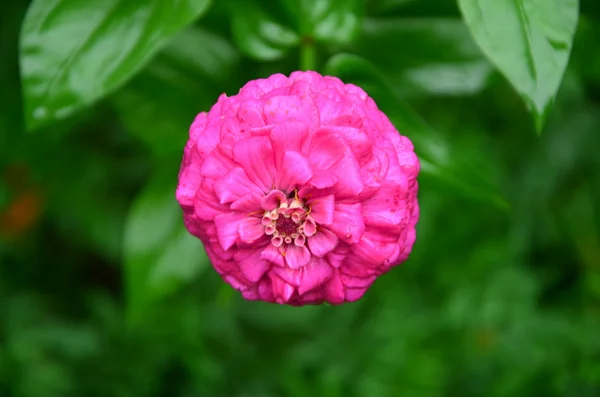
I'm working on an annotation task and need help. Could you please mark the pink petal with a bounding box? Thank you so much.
[339,253,378,278]
[323,269,345,304]
[260,189,287,211]
[193,116,220,161]
[238,217,265,244]
[298,172,338,199]
[345,288,367,302]
[305,129,364,197]
[298,257,333,294]
[320,126,372,164]
[309,171,338,189]
[326,154,364,199]
[275,151,313,194]
[258,278,275,302]
[237,99,266,129]
[327,203,365,244]
[263,95,320,131]
[307,228,339,257]
[272,266,302,286]
[270,122,309,168]
[230,192,263,214]
[250,125,274,137]
[261,244,285,267]
[224,274,249,291]
[193,179,227,221]
[307,194,334,225]
[213,167,262,204]
[218,117,242,155]
[339,273,376,288]
[242,288,259,300]
[233,137,276,193]
[305,129,345,170]
[285,244,311,269]
[352,233,399,265]
[213,212,245,251]
[303,217,316,236]
[189,112,208,142]
[200,147,236,179]
[176,162,203,210]
[362,181,409,229]
[297,291,324,305]
[321,101,366,128]
[270,274,296,304]
[326,243,351,268]
[234,249,271,283]
[251,73,289,92]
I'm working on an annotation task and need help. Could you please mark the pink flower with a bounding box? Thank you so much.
[176,71,419,305]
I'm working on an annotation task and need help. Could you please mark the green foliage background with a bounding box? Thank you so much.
[1,0,600,396]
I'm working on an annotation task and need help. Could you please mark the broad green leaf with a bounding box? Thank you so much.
[230,0,300,61]
[280,0,362,45]
[20,0,212,131]
[457,0,579,132]
[124,168,208,322]
[325,53,508,209]
[356,18,493,96]
[112,27,240,157]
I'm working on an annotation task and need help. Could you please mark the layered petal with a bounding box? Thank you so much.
[307,194,334,225]
[234,249,271,283]
[275,151,313,194]
[213,167,262,204]
[233,137,277,193]
[238,217,265,244]
[326,203,365,244]
[298,257,333,294]
[213,212,246,251]
[270,122,309,168]
[307,227,339,257]
[285,244,311,269]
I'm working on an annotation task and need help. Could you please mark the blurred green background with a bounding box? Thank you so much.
[1,0,599,396]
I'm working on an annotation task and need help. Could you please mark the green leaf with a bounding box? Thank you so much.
[325,53,508,209]
[367,0,461,17]
[457,0,579,132]
[123,168,208,322]
[231,0,300,61]
[356,18,493,96]
[20,0,212,131]
[112,27,240,157]
[281,0,362,45]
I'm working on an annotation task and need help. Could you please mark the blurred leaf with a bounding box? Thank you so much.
[457,0,579,132]
[325,53,508,209]
[123,168,208,322]
[367,0,460,17]
[20,0,212,131]
[0,182,9,213]
[112,26,240,157]
[356,18,492,96]
[281,0,363,45]
[231,0,300,61]
[571,16,600,86]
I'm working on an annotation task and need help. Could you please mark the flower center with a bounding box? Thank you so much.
[275,216,298,236]
[261,190,317,248]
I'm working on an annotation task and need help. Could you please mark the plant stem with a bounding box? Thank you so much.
[300,39,316,71]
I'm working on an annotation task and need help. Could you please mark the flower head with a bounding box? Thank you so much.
[176,71,419,305]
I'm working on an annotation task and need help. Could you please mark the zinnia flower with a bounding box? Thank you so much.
[176,71,419,305]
